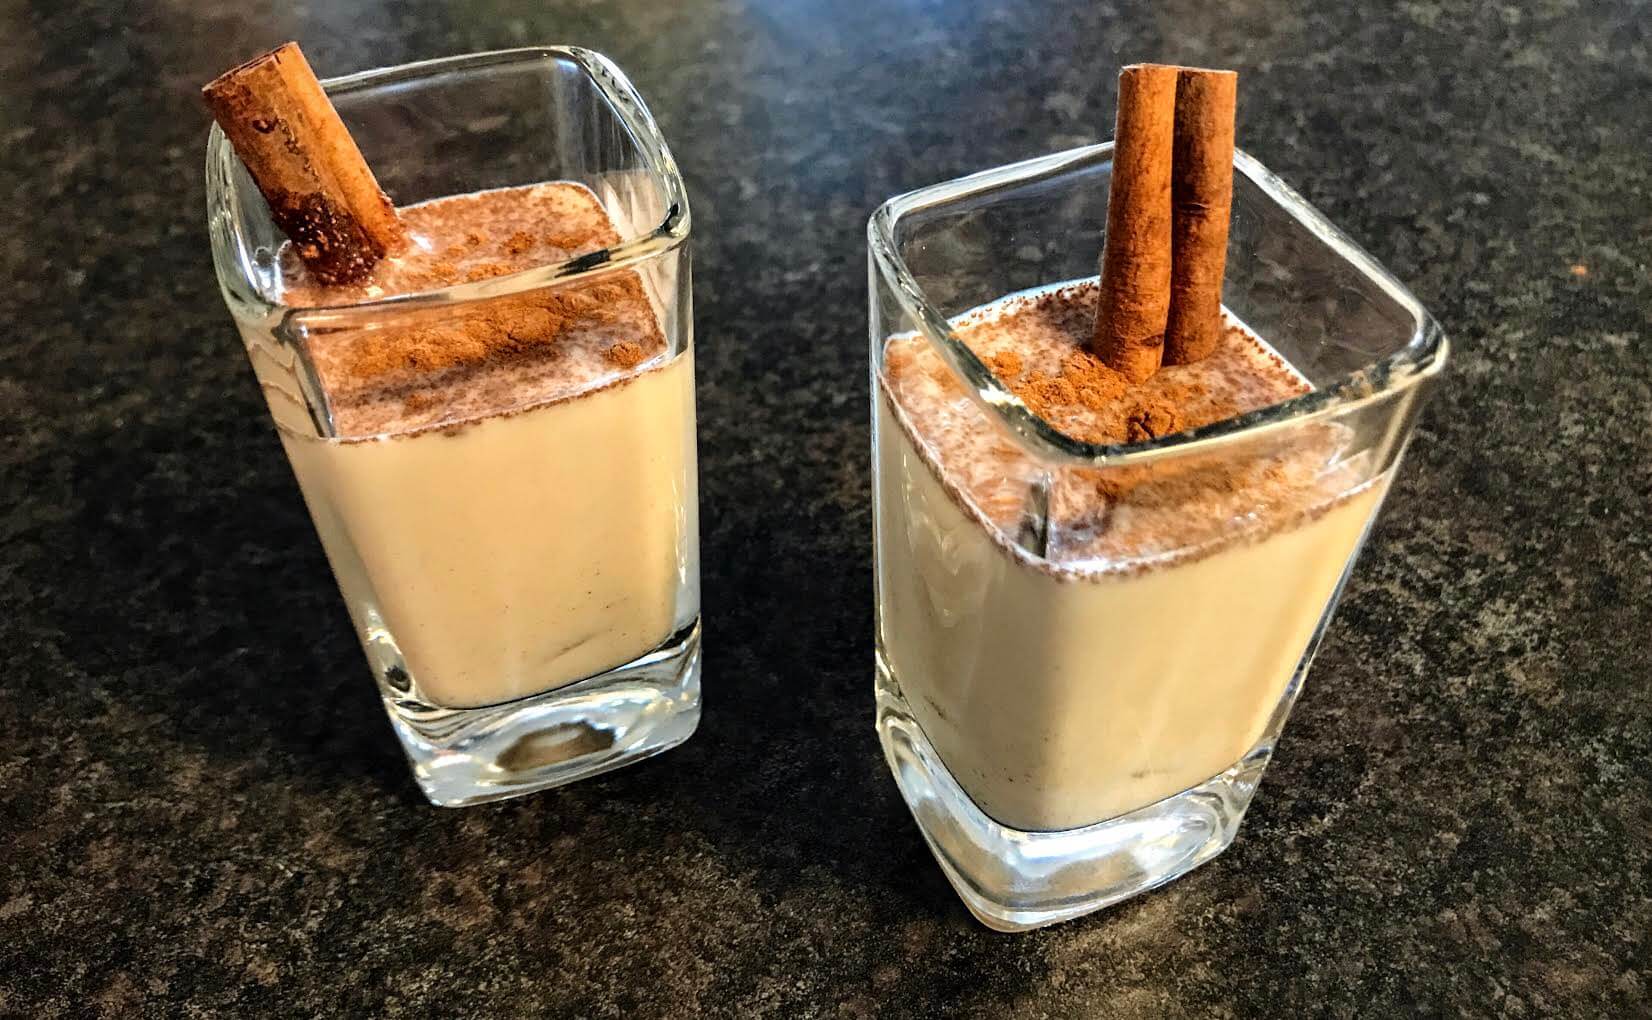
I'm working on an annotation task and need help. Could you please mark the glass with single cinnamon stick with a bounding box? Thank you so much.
[869,67,1447,929]
[206,46,700,806]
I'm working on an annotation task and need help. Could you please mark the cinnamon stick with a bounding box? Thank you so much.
[1163,68,1238,365]
[203,43,406,285]
[1092,63,1178,384]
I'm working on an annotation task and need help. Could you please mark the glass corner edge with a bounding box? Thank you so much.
[570,47,692,244]
[1232,147,1447,375]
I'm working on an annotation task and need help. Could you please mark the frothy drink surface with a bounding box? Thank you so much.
[881,280,1356,569]
[274,182,696,709]
[283,182,669,437]
[875,282,1383,829]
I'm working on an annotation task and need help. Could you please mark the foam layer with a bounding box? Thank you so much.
[880,280,1363,568]
[280,182,668,437]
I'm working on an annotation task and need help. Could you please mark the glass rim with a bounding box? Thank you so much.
[208,45,690,324]
[868,143,1450,468]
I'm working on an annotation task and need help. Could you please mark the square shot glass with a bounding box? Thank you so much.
[869,145,1447,929]
[207,48,700,806]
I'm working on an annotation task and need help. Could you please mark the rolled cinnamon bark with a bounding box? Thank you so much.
[1163,68,1238,366]
[203,43,406,285]
[1092,63,1178,384]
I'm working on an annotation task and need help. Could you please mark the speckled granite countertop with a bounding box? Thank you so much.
[2,1,1648,1016]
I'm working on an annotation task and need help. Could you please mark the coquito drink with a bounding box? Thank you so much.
[276,182,698,709]
[205,44,702,804]
[877,280,1382,831]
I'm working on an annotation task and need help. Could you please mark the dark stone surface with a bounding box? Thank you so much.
[2,1,1648,1015]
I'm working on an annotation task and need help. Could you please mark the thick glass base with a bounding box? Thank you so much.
[874,656,1269,931]
[382,621,702,807]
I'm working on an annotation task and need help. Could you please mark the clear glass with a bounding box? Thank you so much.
[869,144,1447,929]
[207,48,700,806]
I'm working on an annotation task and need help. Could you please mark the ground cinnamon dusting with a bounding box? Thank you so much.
[605,341,646,368]
[546,228,596,249]
[280,181,670,437]
[984,350,1022,380]
[883,280,1364,569]
[281,180,627,305]
[983,284,1214,445]
[465,263,516,283]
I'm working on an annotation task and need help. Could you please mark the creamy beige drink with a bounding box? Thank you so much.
[264,182,697,709]
[877,281,1384,832]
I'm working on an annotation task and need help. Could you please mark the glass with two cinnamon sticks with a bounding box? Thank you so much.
[869,64,1448,930]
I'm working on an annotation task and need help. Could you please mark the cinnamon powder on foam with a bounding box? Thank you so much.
[882,282,1366,568]
[280,182,669,436]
